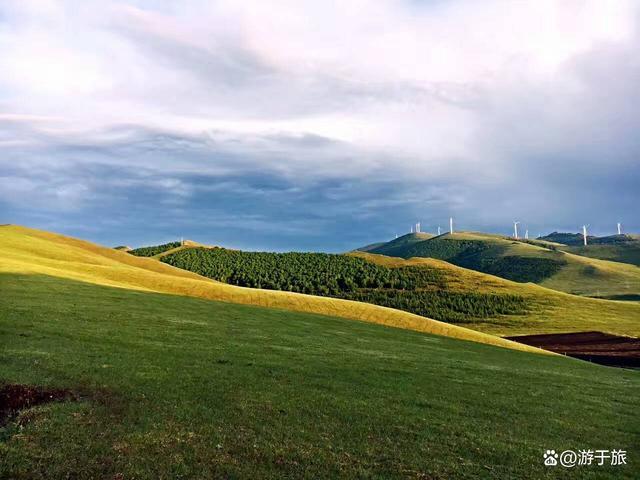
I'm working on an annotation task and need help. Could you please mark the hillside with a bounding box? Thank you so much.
[129,241,183,257]
[359,232,434,257]
[365,232,640,299]
[561,243,640,270]
[2,225,639,477]
[144,238,640,338]
[354,241,387,252]
[3,272,638,478]
[539,232,639,246]
[538,232,640,267]
[159,247,530,324]
[0,225,540,353]
[353,252,640,337]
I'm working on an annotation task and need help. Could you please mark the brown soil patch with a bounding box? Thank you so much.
[0,384,74,424]
[506,331,640,368]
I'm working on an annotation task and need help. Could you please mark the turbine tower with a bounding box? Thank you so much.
[617,222,622,235]
[410,225,414,234]
[582,225,589,246]
[437,226,441,235]
[513,221,520,240]
[449,217,453,234]
[525,229,529,240]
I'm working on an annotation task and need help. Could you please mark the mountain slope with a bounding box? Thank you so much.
[539,232,640,267]
[159,247,531,324]
[562,243,640,269]
[131,237,640,337]
[367,232,640,299]
[0,225,541,353]
[361,232,434,257]
[351,252,640,337]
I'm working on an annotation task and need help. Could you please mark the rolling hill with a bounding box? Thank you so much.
[131,237,640,338]
[364,232,640,299]
[158,247,531,324]
[1,224,639,478]
[0,225,540,353]
[357,232,434,257]
[538,232,640,268]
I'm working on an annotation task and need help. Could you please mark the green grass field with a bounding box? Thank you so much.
[2,273,639,479]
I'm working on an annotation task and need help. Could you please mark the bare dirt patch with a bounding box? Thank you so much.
[0,384,75,424]
[506,331,640,368]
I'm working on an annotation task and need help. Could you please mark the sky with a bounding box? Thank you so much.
[1,0,639,251]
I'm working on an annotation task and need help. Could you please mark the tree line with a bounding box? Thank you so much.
[129,242,182,257]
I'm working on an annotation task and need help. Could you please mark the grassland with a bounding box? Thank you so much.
[560,243,640,269]
[366,232,640,299]
[2,273,639,479]
[352,252,640,337]
[0,225,541,353]
[6,225,636,339]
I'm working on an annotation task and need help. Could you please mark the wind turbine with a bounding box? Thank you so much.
[582,225,589,246]
[513,221,520,240]
[617,222,622,235]
[525,229,529,240]
[410,225,414,234]
[437,226,441,236]
[449,217,454,234]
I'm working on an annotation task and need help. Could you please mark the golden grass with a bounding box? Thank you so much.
[0,225,550,355]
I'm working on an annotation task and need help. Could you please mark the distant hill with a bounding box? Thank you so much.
[365,232,640,299]
[354,242,387,252]
[129,241,182,257]
[362,232,435,257]
[128,239,211,258]
[538,232,640,267]
[113,245,132,251]
[537,232,589,246]
[539,231,638,246]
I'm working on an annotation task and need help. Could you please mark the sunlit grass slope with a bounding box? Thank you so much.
[0,225,541,353]
[352,252,640,337]
[1,273,638,479]
[367,232,640,298]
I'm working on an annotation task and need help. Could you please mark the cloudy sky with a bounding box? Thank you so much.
[1,0,639,251]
